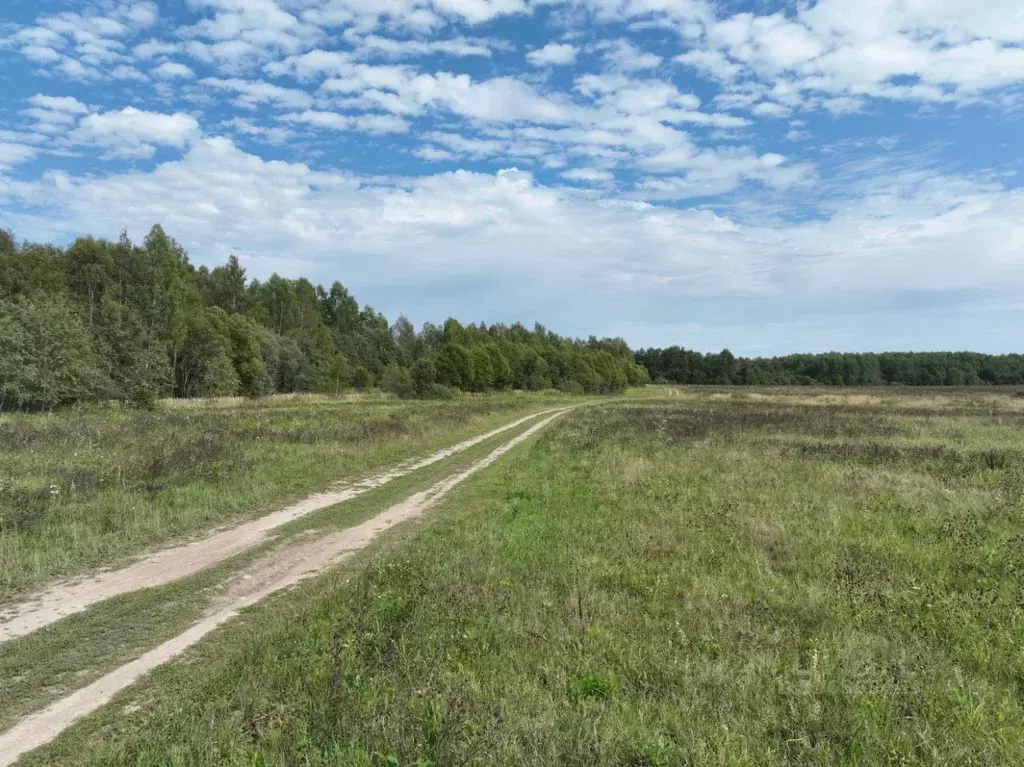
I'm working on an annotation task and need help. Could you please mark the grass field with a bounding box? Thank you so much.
[13,388,1024,765]
[0,393,581,597]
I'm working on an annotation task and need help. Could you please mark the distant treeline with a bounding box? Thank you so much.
[637,347,1024,387]
[0,225,648,410]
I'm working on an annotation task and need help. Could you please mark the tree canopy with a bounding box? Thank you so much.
[637,347,1024,387]
[0,225,644,410]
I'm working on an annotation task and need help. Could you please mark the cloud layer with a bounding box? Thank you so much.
[1,0,1022,352]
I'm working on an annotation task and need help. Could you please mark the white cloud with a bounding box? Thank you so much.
[153,62,196,79]
[283,109,412,135]
[223,117,294,144]
[26,95,90,115]
[181,0,322,61]
[318,69,578,124]
[415,145,456,161]
[9,27,65,48]
[431,0,529,24]
[133,40,182,59]
[201,77,314,109]
[112,65,148,81]
[0,143,38,170]
[561,167,614,183]
[122,2,160,28]
[74,107,201,158]
[5,139,1022,348]
[353,34,494,59]
[59,59,96,80]
[353,113,411,133]
[266,49,356,80]
[638,148,814,198]
[599,40,663,72]
[527,43,578,66]
[20,46,64,64]
[184,39,266,69]
[667,0,1024,110]
[675,49,743,81]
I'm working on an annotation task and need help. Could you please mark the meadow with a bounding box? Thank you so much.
[0,392,580,597]
[13,388,1024,765]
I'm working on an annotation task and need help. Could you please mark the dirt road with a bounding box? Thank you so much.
[0,409,569,766]
[0,408,562,644]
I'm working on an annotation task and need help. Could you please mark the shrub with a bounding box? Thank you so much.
[381,364,415,398]
[419,383,460,400]
[558,380,585,396]
[411,358,437,396]
[351,366,372,390]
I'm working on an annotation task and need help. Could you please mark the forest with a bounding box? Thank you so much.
[3,224,1022,412]
[0,225,648,411]
[637,346,1024,387]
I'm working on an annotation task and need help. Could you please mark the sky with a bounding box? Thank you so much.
[0,0,1022,355]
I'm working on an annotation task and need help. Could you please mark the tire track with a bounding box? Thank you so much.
[0,408,563,644]
[0,408,569,767]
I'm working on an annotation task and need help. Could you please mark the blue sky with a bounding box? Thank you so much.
[1,0,1023,355]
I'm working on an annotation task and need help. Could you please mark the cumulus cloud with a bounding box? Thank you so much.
[4,139,1022,349]
[561,167,614,183]
[598,40,663,72]
[0,143,38,170]
[112,64,148,81]
[201,77,314,109]
[179,0,322,63]
[152,61,196,79]
[282,110,410,133]
[1,0,1022,351]
[527,43,577,66]
[21,94,92,134]
[667,0,1024,110]
[352,34,495,59]
[74,107,200,158]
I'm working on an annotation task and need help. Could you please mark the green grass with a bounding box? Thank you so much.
[15,390,1024,765]
[0,409,556,733]
[0,392,583,597]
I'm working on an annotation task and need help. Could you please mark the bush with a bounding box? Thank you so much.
[419,383,460,400]
[411,358,437,396]
[351,366,372,390]
[380,364,414,398]
[558,380,585,396]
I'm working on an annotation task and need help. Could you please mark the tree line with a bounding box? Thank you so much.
[0,225,649,411]
[637,347,1024,387]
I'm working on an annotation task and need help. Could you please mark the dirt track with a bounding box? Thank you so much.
[0,409,569,766]
[0,408,560,644]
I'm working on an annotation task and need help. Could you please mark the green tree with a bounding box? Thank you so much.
[176,308,240,398]
[435,344,473,389]
[95,296,169,406]
[351,366,372,390]
[143,225,202,395]
[202,255,249,314]
[0,295,111,410]
[322,355,352,394]
[226,313,271,397]
[381,364,414,398]
[391,315,418,365]
[486,344,513,389]
[411,357,437,396]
